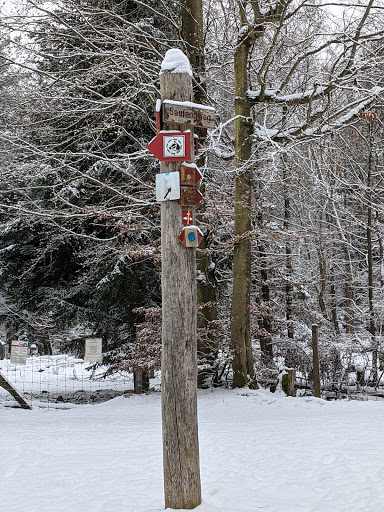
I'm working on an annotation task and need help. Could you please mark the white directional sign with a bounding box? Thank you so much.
[156,172,181,201]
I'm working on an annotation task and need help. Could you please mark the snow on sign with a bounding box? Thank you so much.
[10,340,28,365]
[163,100,216,129]
[179,163,202,187]
[146,131,191,162]
[84,338,103,362]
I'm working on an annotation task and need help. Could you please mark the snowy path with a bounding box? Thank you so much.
[1,389,384,512]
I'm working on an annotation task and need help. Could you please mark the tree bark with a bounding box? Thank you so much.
[181,0,218,386]
[230,22,256,388]
[180,0,205,104]
[311,324,321,398]
[257,209,273,366]
[284,169,294,340]
[160,65,201,509]
[367,123,377,382]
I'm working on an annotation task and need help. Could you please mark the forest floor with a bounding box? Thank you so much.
[1,385,384,512]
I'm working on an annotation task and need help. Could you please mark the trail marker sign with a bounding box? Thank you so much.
[178,226,204,248]
[180,188,203,207]
[179,164,202,187]
[147,131,191,162]
[182,209,194,225]
[156,172,180,201]
[163,100,216,129]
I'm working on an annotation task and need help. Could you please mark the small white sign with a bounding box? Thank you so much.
[10,340,28,365]
[156,172,181,201]
[163,135,186,158]
[84,338,103,362]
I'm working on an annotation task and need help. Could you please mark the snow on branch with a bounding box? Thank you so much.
[253,86,384,142]
[247,85,329,106]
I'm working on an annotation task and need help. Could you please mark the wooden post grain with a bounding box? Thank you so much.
[160,58,202,509]
[0,371,31,409]
[281,369,295,397]
[311,324,321,398]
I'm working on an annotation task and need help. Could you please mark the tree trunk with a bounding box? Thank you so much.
[317,246,327,317]
[343,244,355,334]
[329,266,339,335]
[181,0,218,386]
[181,0,205,104]
[160,61,201,510]
[230,22,256,388]
[257,208,274,365]
[311,324,321,398]
[284,169,294,340]
[367,124,377,382]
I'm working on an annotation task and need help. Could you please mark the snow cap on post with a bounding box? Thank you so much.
[160,48,192,77]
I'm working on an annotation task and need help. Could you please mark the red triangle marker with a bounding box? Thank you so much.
[178,227,204,247]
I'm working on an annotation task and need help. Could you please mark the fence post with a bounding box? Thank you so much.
[159,51,202,510]
[312,324,321,398]
[281,368,295,396]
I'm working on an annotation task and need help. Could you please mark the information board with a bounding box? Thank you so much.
[84,338,103,362]
[10,340,28,365]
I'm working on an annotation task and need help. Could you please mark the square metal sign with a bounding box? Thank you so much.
[156,172,181,201]
[163,134,186,159]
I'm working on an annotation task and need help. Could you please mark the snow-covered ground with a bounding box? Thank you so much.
[1,387,384,512]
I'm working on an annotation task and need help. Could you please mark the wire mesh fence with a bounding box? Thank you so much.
[0,354,136,410]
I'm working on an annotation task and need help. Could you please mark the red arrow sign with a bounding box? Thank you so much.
[179,164,202,187]
[178,227,204,248]
[146,132,191,162]
[179,188,203,207]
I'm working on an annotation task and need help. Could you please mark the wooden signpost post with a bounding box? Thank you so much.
[147,48,215,510]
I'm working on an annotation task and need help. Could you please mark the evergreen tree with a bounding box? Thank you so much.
[0,0,179,356]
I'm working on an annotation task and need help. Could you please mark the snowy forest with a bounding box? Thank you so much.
[1,0,384,395]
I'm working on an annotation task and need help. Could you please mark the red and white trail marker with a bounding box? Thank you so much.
[182,209,194,225]
[179,163,202,187]
[146,131,191,162]
[178,226,204,248]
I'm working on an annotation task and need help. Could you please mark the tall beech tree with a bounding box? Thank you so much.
[181,0,219,385]
[229,0,384,386]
